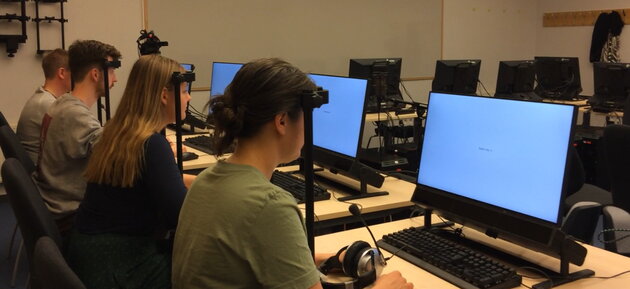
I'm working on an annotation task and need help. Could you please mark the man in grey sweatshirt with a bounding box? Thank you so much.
[16,49,71,164]
[34,39,121,233]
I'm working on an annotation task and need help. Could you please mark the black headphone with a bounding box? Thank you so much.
[318,240,385,289]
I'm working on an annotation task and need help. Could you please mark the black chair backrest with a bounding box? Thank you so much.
[0,125,36,174]
[33,236,86,289]
[603,125,630,212]
[565,145,586,196]
[561,201,602,244]
[1,158,62,263]
[0,110,7,127]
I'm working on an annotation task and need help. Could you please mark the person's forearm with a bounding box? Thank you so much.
[314,253,335,267]
[183,173,196,189]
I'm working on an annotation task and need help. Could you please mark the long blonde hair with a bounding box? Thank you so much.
[85,54,181,187]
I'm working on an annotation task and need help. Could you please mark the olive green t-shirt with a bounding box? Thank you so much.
[172,161,320,289]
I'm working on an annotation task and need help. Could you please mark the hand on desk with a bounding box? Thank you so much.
[373,271,413,289]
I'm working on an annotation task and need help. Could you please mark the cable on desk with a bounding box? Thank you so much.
[331,189,364,211]
[518,266,552,287]
[589,269,630,279]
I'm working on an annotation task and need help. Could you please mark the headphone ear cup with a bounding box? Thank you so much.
[342,241,371,278]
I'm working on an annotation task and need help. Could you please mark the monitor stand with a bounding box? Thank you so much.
[336,167,389,201]
[421,209,595,289]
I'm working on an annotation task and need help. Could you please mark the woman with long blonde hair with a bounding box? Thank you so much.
[66,54,194,289]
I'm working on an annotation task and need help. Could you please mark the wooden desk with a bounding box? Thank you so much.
[167,131,417,226]
[315,217,630,288]
[298,170,415,223]
[165,132,220,171]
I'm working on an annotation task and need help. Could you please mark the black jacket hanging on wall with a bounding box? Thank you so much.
[590,11,625,63]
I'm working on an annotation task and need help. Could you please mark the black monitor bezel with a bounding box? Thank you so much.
[348,58,402,96]
[413,91,577,254]
[495,60,536,95]
[309,73,383,188]
[432,59,482,95]
[593,62,630,103]
[534,56,583,100]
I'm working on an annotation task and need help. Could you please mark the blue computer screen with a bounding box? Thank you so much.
[309,74,368,158]
[417,92,575,223]
[210,62,243,97]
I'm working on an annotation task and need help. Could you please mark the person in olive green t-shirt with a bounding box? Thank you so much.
[172,58,413,289]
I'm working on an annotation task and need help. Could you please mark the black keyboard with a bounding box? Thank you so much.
[271,170,330,204]
[378,227,522,289]
[183,135,234,155]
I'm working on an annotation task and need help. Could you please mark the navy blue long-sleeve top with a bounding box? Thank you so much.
[76,133,187,235]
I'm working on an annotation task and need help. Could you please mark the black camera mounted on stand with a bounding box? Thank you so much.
[171,70,196,174]
[97,59,121,125]
[300,87,329,256]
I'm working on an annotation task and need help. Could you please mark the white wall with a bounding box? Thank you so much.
[0,0,143,127]
[442,0,538,96]
[536,0,630,96]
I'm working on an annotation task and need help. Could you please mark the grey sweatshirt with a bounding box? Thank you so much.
[16,86,56,164]
[33,93,102,218]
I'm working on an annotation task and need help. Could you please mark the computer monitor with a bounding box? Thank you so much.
[591,62,630,111]
[432,59,481,95]
[210,62,243,97]
[348,58,403,113]
[310,74,366,167]
[414,92,577,257]
[310,74,385,191]
[534,56,582,100]
[495,60,536,97]
[181,63,194,92]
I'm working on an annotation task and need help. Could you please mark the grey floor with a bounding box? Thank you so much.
[0,185,29,289]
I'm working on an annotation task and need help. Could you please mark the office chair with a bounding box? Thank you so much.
[603,125,630,213]
[0,125,36,174]
[0,125,40,286]
[0,110,7,127]
[2,158,63,289]
[564,145,612,213]
[33,236,86,289]
[601,205,630,256]
[561,201,603,244]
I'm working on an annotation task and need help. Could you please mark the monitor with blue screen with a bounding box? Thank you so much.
[309,74,385,193]
[309,74,367,160]
[210,62,243,97]
[413,91,576,249]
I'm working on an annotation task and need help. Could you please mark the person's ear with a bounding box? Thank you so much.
[90,67,100,82]
[57,67,66,80]
[274,112,287,135]
[160,87,169,105]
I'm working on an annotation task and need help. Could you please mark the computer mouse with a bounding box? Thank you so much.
[181,152,199,161]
